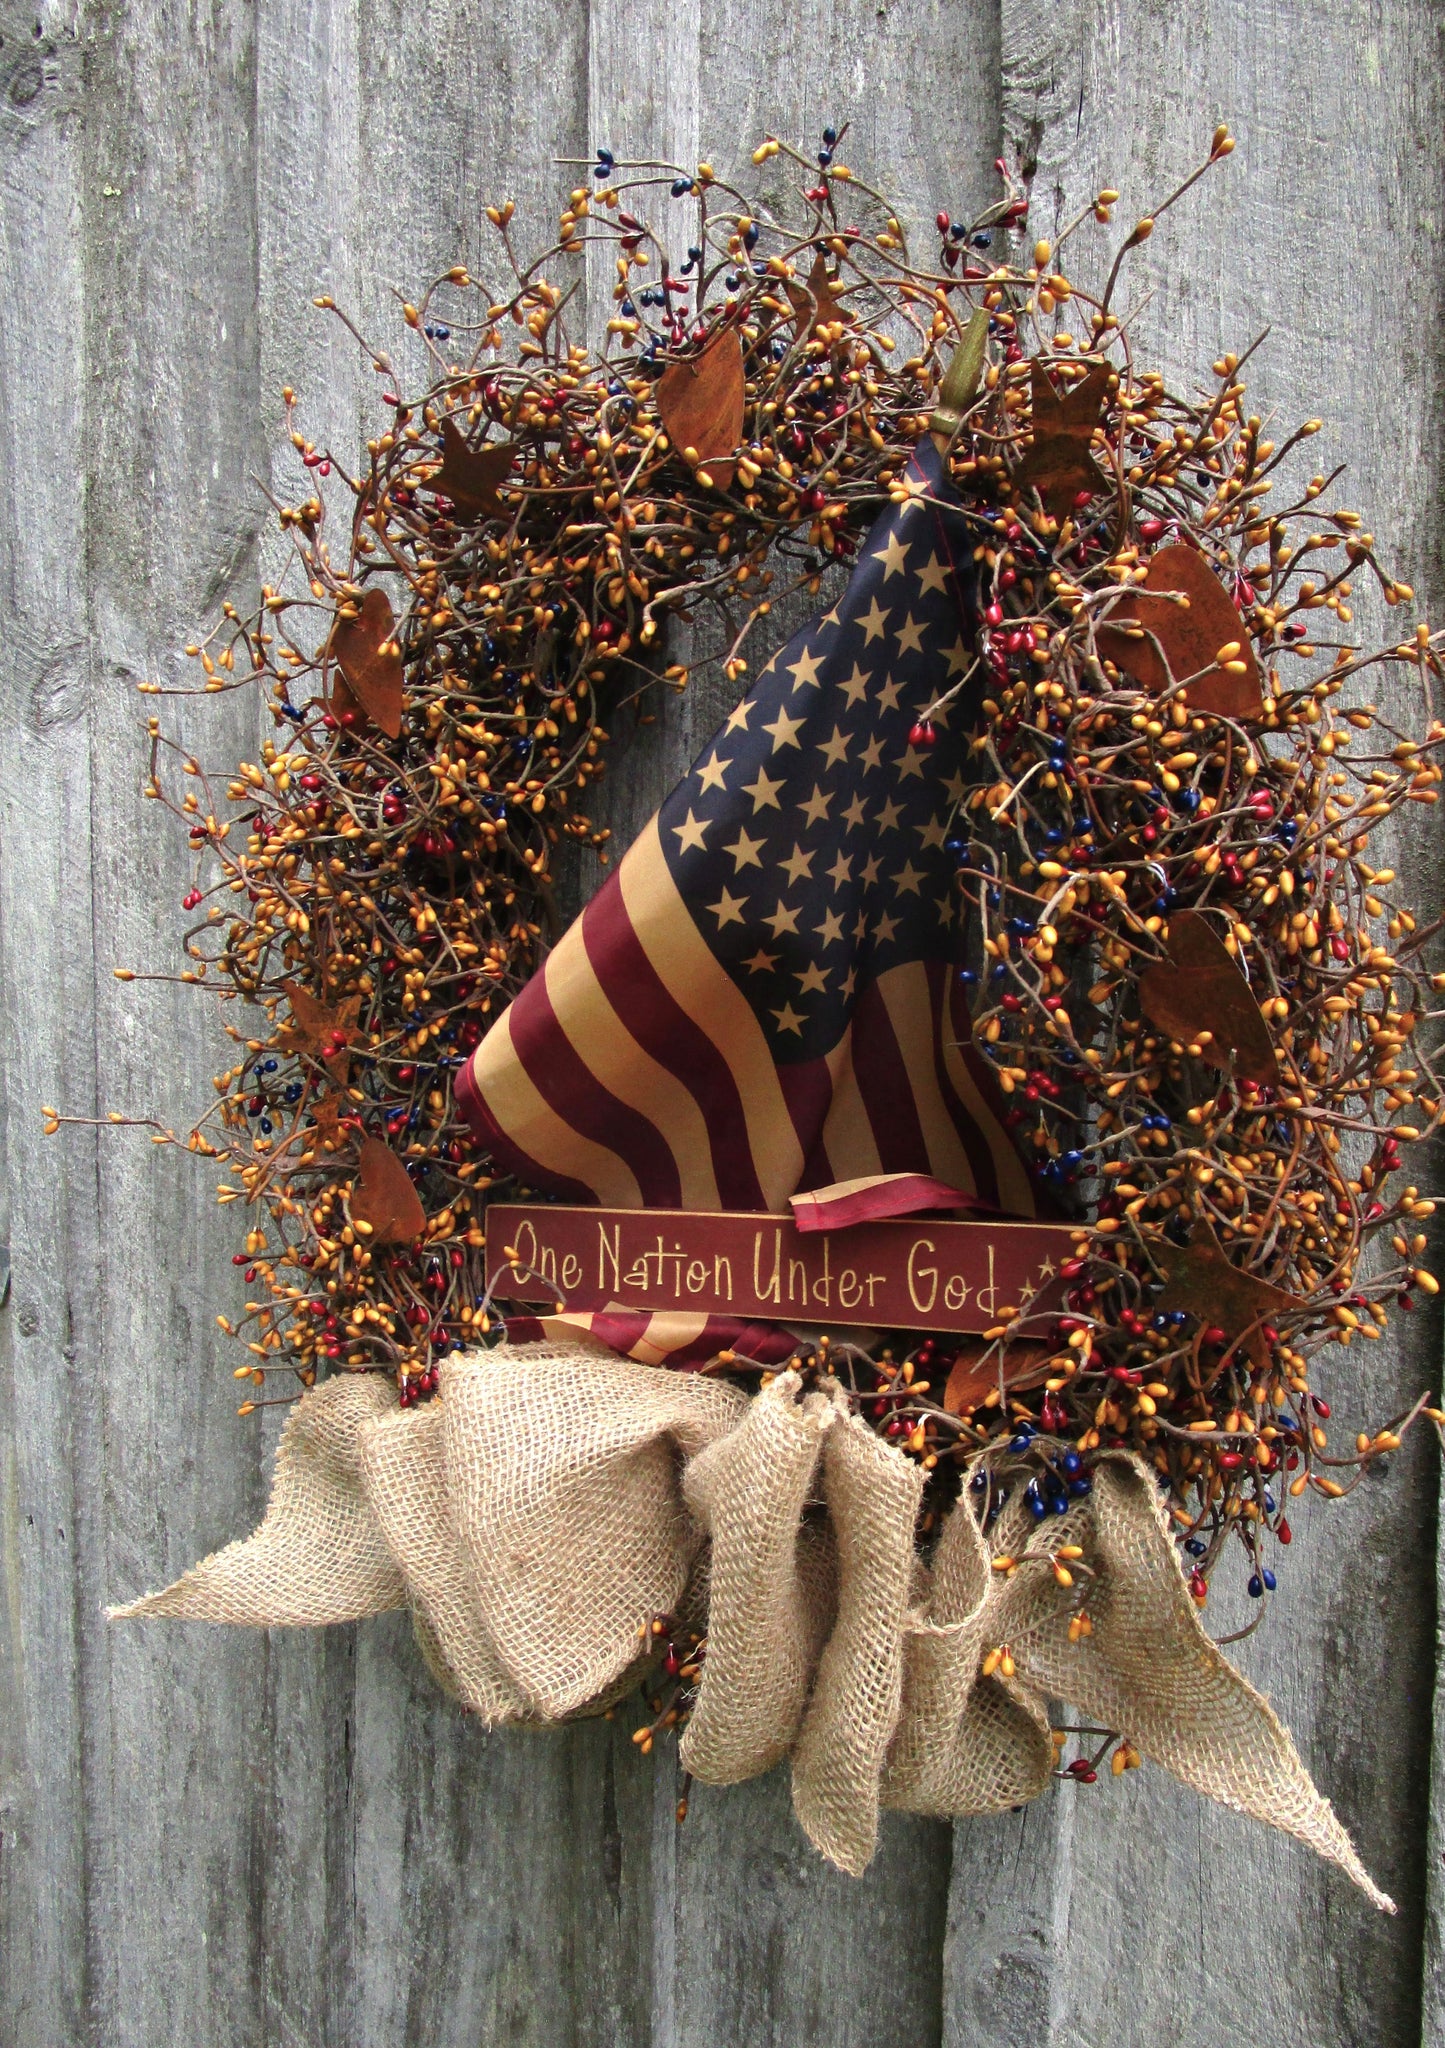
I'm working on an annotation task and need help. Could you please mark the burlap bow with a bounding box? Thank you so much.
[113,1340,1389,1909]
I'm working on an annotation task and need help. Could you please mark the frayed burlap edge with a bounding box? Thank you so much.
[110,1344,1390,1908]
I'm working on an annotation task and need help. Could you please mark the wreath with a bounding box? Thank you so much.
[75,123,1444,1904]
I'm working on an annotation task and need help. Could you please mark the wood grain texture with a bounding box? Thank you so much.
[0,10,92,2045]
[78,0,277,2040]
[3,1,1442,2042]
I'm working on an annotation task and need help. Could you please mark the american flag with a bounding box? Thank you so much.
[457,438,1042,1364]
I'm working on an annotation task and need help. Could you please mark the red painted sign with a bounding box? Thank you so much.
[484,1204,1074,1334]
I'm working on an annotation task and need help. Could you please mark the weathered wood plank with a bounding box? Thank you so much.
[672,1768,952,2048]
[74,0,280,2040]
[345,1631,663,2048]
[0,10,92,2046]
[942,7,1444,2044]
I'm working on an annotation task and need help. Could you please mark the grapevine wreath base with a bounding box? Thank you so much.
[114,1338,1385,1904]
[87,124,1445,1910]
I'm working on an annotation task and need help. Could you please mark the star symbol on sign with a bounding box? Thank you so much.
[860,853,882,887]
[796,962,830,996]
[779,844,815,886]
[852,909,870,940]
[942,633,970,677]
[874,911,900,944]
[742,946,778,974]
[815,908,845,945]
[819,726,851,769]
[709,888,748,929]
[842,792,868,831]
[875,797,903,833]
[799,784,831,827]
[725,701,753,733]
[742,766,785,811]
[697,751,731,792]
[671,809,710,854]
[838,662,870,708]
[788,647,825,691]
[762,899,802,937]
[894,860,926,896]
[873,531,910,580]
[859,597,891,645]
[917,554,950,597]
[918,815,948,851]
[841,966,858,1000]
[896,746,928,781]
[895,613,927,657]
[771,1001,806,1036]
[724,826,766,871]
[858,733,885,772]
[943,768,971,805]
[763,707,805,751]
[877,676,903,712]
[826,850,852,888]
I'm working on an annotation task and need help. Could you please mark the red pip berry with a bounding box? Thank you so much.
[181,888,202,910]
[908,720,938,750]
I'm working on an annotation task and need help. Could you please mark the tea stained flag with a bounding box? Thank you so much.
[457,440,1041,1358]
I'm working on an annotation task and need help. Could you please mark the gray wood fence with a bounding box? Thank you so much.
[3,0,1444,2040]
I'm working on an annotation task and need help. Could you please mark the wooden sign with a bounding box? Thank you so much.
[484,1204,1074,1333]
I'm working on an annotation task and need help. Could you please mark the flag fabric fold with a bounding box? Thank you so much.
[459,441,1037,1257]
